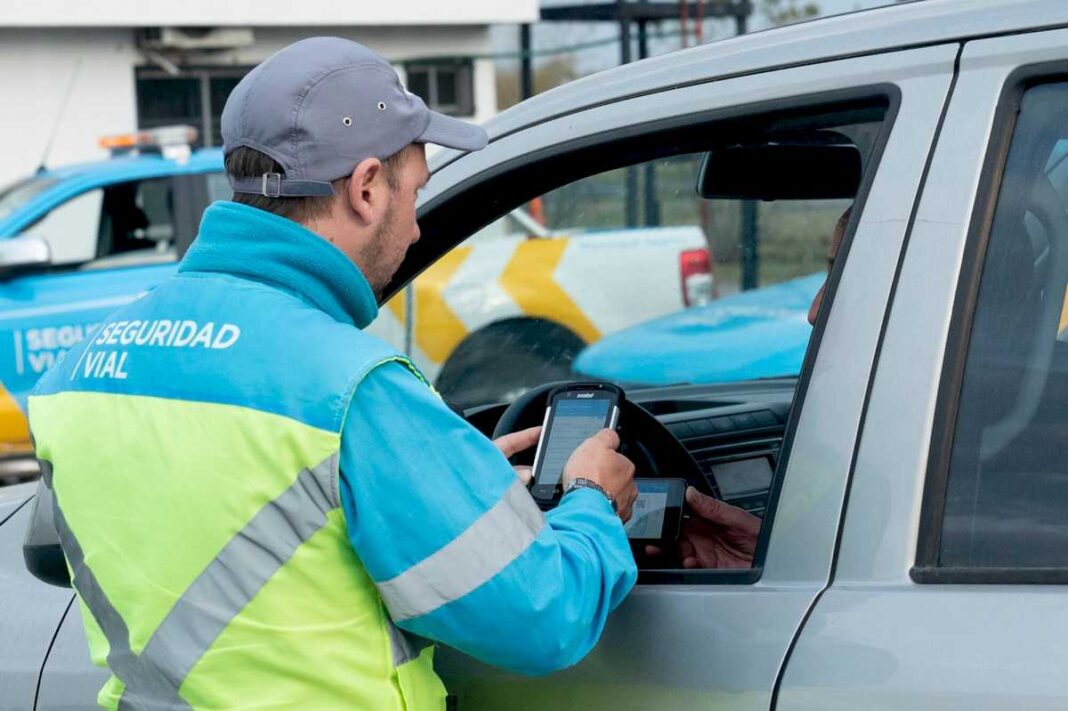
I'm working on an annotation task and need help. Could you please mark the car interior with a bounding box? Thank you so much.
[402,100,890,580]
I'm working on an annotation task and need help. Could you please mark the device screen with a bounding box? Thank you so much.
[624,479,684,541]
[531,396,613,498]
[625,484,670,539]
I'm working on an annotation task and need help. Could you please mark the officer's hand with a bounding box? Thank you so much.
[645,487,760,569]
[563,429,638,523]
[493,426,542,486]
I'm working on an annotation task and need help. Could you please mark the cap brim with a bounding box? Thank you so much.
[417,110,488,152]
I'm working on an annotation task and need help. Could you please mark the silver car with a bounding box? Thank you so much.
[5,0,1068,707]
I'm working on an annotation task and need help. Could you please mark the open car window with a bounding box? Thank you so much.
[380,112,881,410]
[371,98,893,579]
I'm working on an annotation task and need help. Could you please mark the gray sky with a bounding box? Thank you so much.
[492,0,910,75]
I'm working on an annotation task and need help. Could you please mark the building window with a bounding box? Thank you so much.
[135,67,252,147]
[405,61,475,117]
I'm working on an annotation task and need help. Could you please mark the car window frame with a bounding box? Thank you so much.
[913,62,1068,585]
[7,171,208,277]
[404,85,901,585]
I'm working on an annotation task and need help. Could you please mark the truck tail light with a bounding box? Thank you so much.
[680,247,713,307]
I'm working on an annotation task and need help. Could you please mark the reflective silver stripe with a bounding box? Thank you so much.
[386,616,433,666]
[45,460,191,710]
[136,454,338,689]
[45,454,339,710]
[377,479,545,622]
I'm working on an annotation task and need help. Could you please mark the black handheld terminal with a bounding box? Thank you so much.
[529,383,622,505]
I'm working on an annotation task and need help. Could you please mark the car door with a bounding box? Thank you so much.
[778,27,1068,710]
[409,45,957,710]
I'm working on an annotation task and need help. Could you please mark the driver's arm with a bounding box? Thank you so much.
[338,361,637,675]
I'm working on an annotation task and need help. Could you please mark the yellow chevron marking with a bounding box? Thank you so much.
[413,246,473,363]
[499,239,600,344]
[0,383,30,455]
[1060,286,1068,335]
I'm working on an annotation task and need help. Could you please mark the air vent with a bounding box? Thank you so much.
[666,408,780,440]
[668,408,785,516]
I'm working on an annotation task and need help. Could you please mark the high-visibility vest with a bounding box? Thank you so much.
[29,205,447,710]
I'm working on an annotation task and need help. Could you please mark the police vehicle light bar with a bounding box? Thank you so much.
[99,125,198,162]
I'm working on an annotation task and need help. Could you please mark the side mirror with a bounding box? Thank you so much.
[0,236,50,277]
[23,479,71,588]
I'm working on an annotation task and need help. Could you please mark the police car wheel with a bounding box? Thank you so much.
[435,318,584,410]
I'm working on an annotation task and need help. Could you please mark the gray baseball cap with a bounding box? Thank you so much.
[221,37,488,198]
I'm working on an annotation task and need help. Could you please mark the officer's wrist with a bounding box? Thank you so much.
[563,477,618,513]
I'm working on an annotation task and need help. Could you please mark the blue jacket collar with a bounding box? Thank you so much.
[180,201,379,328]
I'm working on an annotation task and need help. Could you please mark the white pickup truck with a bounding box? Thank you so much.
[367,209,713,407]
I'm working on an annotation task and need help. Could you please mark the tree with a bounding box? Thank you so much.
[761,0,820,25]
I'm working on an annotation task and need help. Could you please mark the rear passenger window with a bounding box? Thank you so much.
[97,178,177,259]
[938,82,1068,569]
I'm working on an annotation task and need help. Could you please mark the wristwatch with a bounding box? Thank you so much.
[563,478,618,513]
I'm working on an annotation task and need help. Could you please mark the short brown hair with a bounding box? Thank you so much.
[224,146,404,224]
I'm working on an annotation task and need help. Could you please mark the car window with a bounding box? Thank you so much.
[938,81,1068,569]
[96,178,177,259]
[413,144,862,410]
[23,177,178,268]
[24,188,103,264]
[416,156,858,409]
[0,176,59,222]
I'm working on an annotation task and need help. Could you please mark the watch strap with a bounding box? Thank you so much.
[564,477,618,513]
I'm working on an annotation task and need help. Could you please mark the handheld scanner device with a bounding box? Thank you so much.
[530,383,622,504]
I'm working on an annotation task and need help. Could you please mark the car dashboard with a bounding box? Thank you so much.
[467,377,795,521]
[637,386,792,519]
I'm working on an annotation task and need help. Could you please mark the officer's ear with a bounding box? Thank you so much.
[346,157,387,226]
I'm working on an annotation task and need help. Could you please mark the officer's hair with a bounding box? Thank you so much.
[224,146,404,224]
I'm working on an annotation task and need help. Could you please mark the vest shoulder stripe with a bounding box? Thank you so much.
[377,479,545,621]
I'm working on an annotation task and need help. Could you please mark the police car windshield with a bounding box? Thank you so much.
[0,176,58,222]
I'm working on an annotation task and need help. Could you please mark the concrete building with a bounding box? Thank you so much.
[0,0,536,188]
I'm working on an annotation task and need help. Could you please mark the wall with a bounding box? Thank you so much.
[0,28,140,190]
[0,25,497,189]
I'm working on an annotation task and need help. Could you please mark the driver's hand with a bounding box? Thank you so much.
[493,426,542,486]
[563,429,638,523]
[646,487,760,569]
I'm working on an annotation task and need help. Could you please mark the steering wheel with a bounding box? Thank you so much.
[492,381,715,499]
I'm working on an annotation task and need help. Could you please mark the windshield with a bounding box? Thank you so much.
[0,176,59,223]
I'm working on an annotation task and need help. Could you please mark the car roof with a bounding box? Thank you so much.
[431,0,1068,171]
[35,147,224,183]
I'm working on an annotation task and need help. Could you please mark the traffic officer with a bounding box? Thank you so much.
[28,37,638,710]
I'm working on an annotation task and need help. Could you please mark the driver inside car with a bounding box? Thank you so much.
[649,207,852,569]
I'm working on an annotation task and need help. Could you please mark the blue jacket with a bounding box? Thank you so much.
[174,202,637,674]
